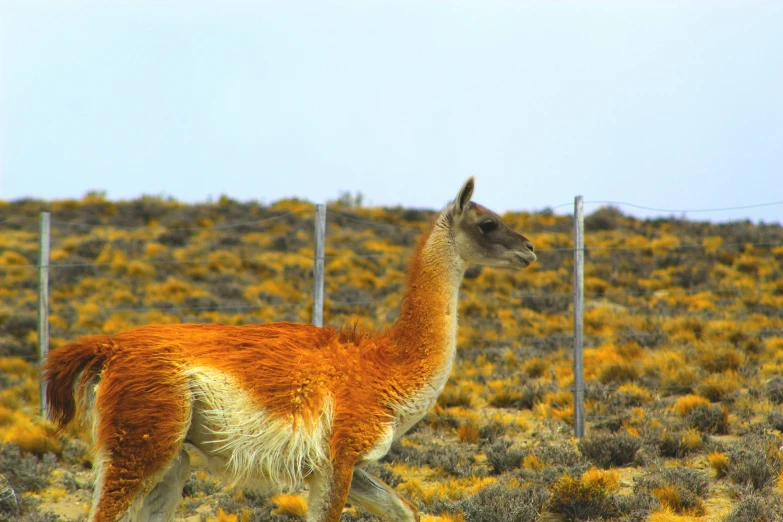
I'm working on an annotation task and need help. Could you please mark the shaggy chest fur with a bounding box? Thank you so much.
[358,348,456,463]
[392,347,456,438]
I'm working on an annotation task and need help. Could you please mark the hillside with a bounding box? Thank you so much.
[2,193,783,521]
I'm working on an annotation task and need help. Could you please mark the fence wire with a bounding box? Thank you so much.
[2,201,783,433]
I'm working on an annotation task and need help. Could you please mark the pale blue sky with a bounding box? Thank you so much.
[1,1,781,223]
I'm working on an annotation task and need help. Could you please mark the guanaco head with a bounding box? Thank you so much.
[451,176,536,269]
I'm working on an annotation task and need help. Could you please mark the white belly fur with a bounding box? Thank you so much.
[184,367,333,490]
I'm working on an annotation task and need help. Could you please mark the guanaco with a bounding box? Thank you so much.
[43,177,536,522]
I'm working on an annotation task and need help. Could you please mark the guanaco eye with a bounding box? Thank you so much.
[478,220,497,234]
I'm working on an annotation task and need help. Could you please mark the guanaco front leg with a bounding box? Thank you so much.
[347,468,419,522]
[322,454,356,522]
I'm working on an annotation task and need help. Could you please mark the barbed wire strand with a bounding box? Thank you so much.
[327,210,428,232]
[53,301,302,316]
[49,209,311,232]
[0,251,315,271]
[549,199,783,214]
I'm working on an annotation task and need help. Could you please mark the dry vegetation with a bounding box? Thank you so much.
[2,194,783,521]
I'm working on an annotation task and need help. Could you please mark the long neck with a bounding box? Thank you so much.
[391,211,466,359]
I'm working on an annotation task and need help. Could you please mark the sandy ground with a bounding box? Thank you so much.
[36,461,217,522]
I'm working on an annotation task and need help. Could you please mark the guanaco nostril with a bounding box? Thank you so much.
[525,241,534,252]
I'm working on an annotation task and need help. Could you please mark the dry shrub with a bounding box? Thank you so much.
[203,508,248,522]
[0,406,14,428]
[523,357,550,378]
[727,433,782,492]
[764,337,783,358]
[437,386,473,409]
[582,467,620,489]
[270,493,308,518]
[421,515,465,522]
[63,438,92,468]
[598,363,639,385]
[0,443,56,494]
[665,367,698,395]
[424,444,477,478]
[524,441,586,474]
[650,486,701,516]
[477,420,507,444]
[213,488,277,521]
[183,470,223,497]
[616,383,652,406]
[590,411,628,433]
[650,429,694,459]
[547,468,619,521]
[488,387,524,408]
[647,507,702,521]
[685,404,729,434]
[398,475,496,508]
[426,405,460,432]
[697,345,745,373]
[457,422,480,444]
[550,404,575,426]
[724,491,783,522]
[384,440,477,478]
[453,481,549,522]
[543,390,574,409]
[708,452,729,478]
[1,418,62,456]
[679,429,703,453]
[499,382,548,410]
[0,314,37,344]
[578,431,641,468]
[671,394,711,417]
[0,475,18,518]
[0,358,37,379]
[522,454,547,471]
[485,439,524,475]
[765,376,783,405]
[768,411,783,432]
[634,467,709,516]
[539,390,575,425]
[697,371,740,402]
[585,206,624,231]
[642,350,697,394]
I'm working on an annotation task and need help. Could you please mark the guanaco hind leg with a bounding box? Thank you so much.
[86,368,192,521]
[90,438,190,522]
[138,450,190,522]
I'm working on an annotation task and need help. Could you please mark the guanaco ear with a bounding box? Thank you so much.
[455,176,475,215]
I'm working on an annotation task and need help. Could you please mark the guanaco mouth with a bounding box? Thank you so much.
[515,251,536,268]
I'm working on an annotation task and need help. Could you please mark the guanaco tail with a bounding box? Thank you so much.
[42,177,536,522]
